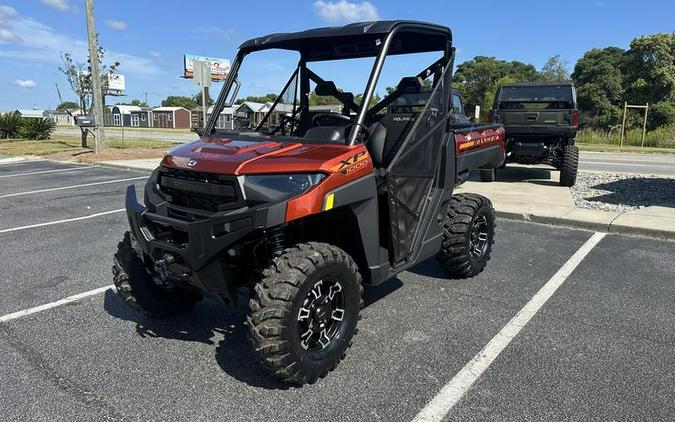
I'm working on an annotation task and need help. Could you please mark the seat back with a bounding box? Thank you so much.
[368,113,417,168]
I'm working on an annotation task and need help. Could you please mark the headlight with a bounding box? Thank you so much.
[243,173,325,203]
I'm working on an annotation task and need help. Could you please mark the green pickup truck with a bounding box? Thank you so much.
[488,82,579,186]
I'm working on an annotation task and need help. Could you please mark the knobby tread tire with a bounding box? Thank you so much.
[479,168,496,182]
[559,144,579,187]
[436,193,495,278]
[112,231,200,318]
[246,242,363,385]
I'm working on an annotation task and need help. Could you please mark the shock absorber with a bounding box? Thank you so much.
[267,226,286,257]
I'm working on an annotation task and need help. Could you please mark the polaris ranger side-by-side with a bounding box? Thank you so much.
[113,21,505,385]
[488,82,580,186]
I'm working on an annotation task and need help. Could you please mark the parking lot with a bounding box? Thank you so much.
[1,159,673,421]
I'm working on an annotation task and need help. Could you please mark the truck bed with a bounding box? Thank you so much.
[452,123,505,183]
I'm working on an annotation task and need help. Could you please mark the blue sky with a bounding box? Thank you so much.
[0,0,673,110]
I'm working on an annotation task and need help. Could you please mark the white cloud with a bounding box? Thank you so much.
[313,1,379,23]
[40,0,71,11]
[149,50,161,58]
[0,9,161,76]
[14,79,36,88]
[105,19,127,31]
[0,5,18,17]
[0,28,16,43]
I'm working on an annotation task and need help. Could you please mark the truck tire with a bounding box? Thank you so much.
[479,168,496,182]
[437,193,495,278]
[559,145,579,187]
[112,232,201,317]
[247,242,363,385]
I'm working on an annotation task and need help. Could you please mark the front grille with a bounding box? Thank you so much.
[158,167,241,213]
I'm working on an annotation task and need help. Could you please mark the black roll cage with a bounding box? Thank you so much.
[206,21,454,145]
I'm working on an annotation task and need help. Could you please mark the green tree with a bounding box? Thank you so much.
[648,101,675,129]
[453,56,538,114]
[193,91,214,107]
[481,76,516,121]
[309,91,342,106]
[58,34,120,147]
[130,99,148,107]
[238,93,278,104]
[56,101,79,110]
[161,96,197,109]
[572,47,625,128]
[623,33,675,106]
[539,55,571,81]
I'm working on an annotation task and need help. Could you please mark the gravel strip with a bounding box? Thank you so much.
[571,171,675,212]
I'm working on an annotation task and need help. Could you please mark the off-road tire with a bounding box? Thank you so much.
[112,231,200,317]
[559,144,579,187]
[479,168,496,182]
[247,242,363,385]
[437,193,495,278]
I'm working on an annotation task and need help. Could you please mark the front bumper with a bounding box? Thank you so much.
[125,184,284,297]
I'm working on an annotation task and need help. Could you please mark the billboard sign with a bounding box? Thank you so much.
[184,54,230,81]
[106,74,125,95]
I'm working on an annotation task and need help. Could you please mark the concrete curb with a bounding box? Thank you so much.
[496,210,675,241]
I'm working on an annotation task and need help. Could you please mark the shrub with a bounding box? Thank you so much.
[0,112,24,139]
[19,118,56,140]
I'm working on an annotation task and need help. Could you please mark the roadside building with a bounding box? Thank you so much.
[106,105,142,127]
[46,108,85,126]
[15,109,47,119]
[152,106,191,129]
[129,108,153,128]
[234,102,266,129]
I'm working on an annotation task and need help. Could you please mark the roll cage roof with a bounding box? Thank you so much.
[238,20,452,61]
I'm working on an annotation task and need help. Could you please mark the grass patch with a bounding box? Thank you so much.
[0,136,171,157]
[576,126,675,148]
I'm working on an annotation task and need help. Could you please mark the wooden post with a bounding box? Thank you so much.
[641,103,649,147]
[85,0,105,153]
[620,101,627,148]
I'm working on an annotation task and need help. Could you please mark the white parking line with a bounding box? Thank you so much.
[0,209,125,234]
[0,159,47,166]
[0,176,146,198]
[412,232,606,422]
[0,166,90,179]
[0,286,113,323]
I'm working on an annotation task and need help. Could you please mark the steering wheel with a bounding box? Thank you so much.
[269,114,301,136]
[312,113,352,126]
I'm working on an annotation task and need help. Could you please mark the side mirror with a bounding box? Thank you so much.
[225,78,241,107]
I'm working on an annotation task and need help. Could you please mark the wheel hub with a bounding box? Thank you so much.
[469,214,489,259]
[297,279,345,351]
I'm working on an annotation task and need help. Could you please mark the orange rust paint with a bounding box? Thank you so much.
[455,127,505,155]
[285,145,373,222]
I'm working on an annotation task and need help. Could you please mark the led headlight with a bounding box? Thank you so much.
[243,173,325,203]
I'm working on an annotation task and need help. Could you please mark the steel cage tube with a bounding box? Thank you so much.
[205,51,245,135]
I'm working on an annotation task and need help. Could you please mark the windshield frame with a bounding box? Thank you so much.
[205,23,453,145]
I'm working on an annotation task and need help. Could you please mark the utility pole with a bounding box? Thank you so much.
[85,0,105,153]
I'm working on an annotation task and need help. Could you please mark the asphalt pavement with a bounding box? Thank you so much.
[580,151,675,176]
[0,159,673,421]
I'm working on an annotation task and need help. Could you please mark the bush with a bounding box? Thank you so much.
[19,118,56,140]
[0,112,24,139]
